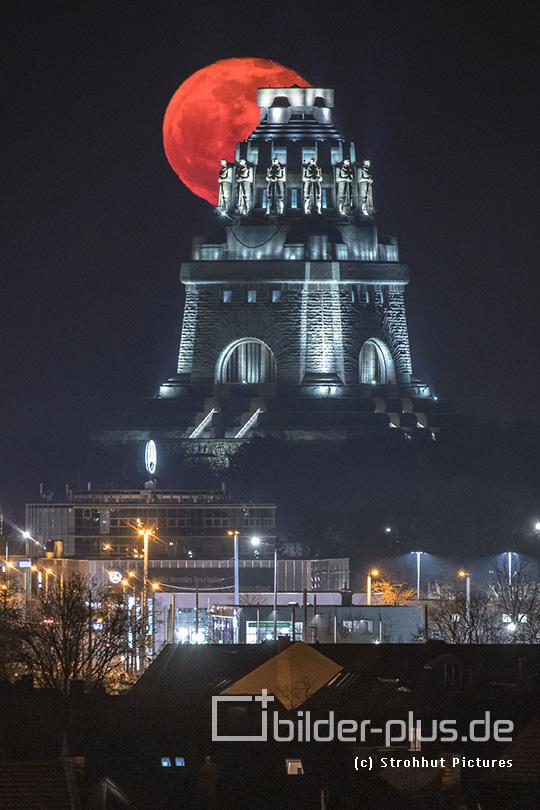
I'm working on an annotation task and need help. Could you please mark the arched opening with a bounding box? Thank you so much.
[217,339,276,384]
[359,339,396,384]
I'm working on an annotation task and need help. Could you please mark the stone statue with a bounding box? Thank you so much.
[217,159,233,213]
[357,158,374,216]
[303,158,322,214]
[266,158,286,214]
[335,158,354,215]
[235,158,254,215]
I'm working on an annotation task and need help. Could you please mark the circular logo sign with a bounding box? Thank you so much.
[145,440,157,475]
[108,570,122,585]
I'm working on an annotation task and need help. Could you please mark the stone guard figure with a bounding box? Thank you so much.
[335,158,354,215]
[303,158,322,214]
[235,158,254,215]
[266,158,286,214]
[217,159,233,213]
[357,158,374,216]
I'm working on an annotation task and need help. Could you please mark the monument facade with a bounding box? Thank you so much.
[93,86,471,471]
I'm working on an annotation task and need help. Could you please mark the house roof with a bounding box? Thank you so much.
[221,641,342,709]
[0,761,74,810]
[497,719,540,782]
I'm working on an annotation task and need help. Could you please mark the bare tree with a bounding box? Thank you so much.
[239,592,270,606]
[489,557,540,642]
[428,584,503,644]
[370,578,416,605]
[0,581,24,680]
[15,573,144,693]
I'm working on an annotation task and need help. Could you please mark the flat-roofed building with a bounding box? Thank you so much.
[26,488,276,560]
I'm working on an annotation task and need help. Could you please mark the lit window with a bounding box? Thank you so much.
[286,759,304,775]
[161,758,171,767]
[272,290,281,303]
[222,290,232,303]
[261,189,267,209]
[321,189,327,209]
[290,188,298,209]
[247,290,256,303]
[175,758,185,767]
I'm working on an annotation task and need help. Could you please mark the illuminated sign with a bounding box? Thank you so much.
[145,440,157,475]
[108,570,122,585]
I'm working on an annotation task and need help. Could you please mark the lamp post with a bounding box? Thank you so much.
[137,520,155,664]
[506,551,512,587]
[367,569,379,606]
[45,567,53,598]
[458,570,471,624]
[251,537,278,640]
[227,530,240,607]
[227,530,240,643]
[411,551,424,600]
[21,530,31,557]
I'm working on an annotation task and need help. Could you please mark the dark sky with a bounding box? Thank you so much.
[2,0,539,514]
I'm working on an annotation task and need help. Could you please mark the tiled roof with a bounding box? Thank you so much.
[0,761,75,810]
[497,720,540,782]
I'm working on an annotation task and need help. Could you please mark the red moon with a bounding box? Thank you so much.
[163,58,311,204]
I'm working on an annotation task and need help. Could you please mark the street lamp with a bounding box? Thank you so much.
[252,537,278,640]
[227,530,240,607]
[411,551,424,600]
[137,520,155,616]
[44,567,53,598]
[227,530,241,643]
[367,569,379,606]
[21,530,31,556]
[458,570,471,623]
[506,551,513,587]
[137,520,156,664]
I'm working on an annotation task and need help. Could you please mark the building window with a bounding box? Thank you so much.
[271,290,281,303]
[161,758,171,767]
[290,188,298,209]
[359,339,396,384]
[222,290,232,303]
[302,146,317,163]
[321,189,327,209]
[217,339,277,384]
[247,290,257,303]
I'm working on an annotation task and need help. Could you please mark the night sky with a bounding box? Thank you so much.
[2,1,539,517]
